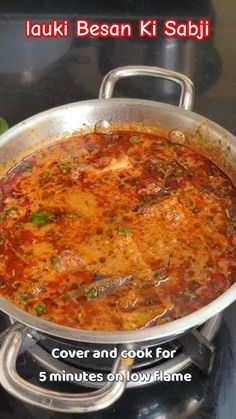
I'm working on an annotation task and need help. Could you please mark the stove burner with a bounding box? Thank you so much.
[26,314,221,389]
[178,328,215,374]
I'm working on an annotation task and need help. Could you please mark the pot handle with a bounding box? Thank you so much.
[0,323,135,413]
[99,65,194,111]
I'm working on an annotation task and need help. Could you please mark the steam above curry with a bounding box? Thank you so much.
[0,131,235,331]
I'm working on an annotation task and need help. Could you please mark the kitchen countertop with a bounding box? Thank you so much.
[0,1,235,418]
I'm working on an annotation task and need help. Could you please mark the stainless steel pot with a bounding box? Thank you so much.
[0,66,235,413]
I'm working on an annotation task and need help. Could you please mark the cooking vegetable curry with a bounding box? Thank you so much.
[0,131,235,331]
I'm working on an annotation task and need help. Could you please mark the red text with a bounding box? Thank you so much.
[163,19,210,41]
[24,19,69,38]
[75,19,133,38]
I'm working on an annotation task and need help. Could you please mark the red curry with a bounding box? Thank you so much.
[0,131,235,331]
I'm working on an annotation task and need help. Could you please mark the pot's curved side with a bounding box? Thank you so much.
[0,66,235,346]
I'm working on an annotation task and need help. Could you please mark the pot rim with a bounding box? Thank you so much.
[0,97,234,147]
[0,97,236,344]
[0,284,235,343]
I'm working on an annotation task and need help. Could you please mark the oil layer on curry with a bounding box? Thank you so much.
[0,131,235,331]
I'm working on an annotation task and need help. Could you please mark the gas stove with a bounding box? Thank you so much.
[0,306,236,418]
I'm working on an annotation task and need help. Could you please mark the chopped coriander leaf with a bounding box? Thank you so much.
[63,289,78,298]
[151,158,165,166]
[0,214,6,221]
[6,207,17,215]
[51,255,62,272]
[86,288,97,301]
[58,162,71,174]
[30,211,51,226]
[35,302,46,315]
[176,158,190,172]
[129,136,141,145]
[118,226,131,236]
[20,293,30,301]
[164,168,175,180]
[0,117,8,135]
[163,168,175,188]
[183,291,195,300]
[42,171,50,178]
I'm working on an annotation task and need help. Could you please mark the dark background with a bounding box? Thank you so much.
[0,0,235,134]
